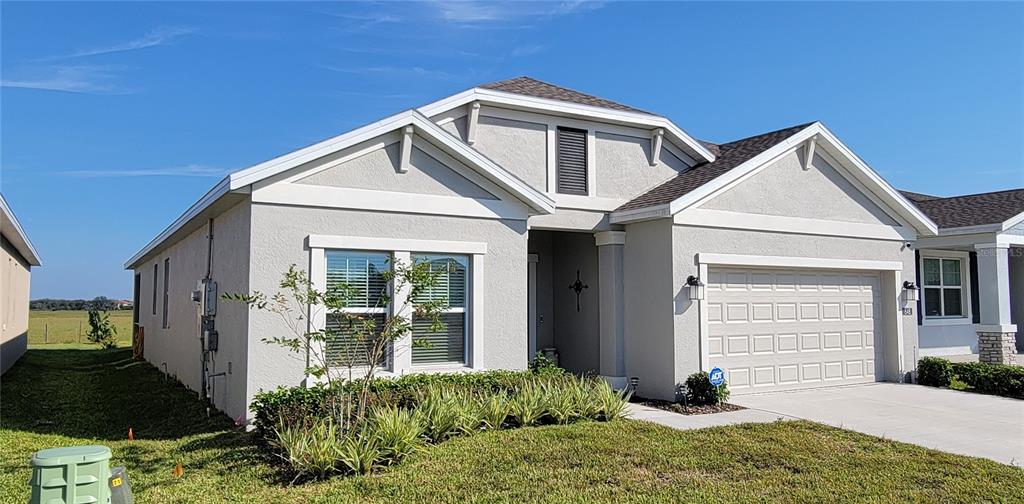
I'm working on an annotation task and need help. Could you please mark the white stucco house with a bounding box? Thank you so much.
[127,77,947,420]
[903,189,1023,364]
[1,193,41,374]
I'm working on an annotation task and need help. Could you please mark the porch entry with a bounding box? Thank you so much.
[527,230,626,387]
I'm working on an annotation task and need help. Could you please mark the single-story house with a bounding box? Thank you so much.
[1,193,41,374]
[903,189,1023,364]
[126,77,942,420]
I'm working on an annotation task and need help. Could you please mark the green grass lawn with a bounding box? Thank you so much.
[2,347,1022,503]
[28,310,133,345]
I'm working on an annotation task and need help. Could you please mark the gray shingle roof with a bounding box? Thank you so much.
[480,76,653,115]
[902,188,1024,229]
[617,122,816,212]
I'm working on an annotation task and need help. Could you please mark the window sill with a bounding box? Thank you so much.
[922,317,973,327]
[409,363,477,374]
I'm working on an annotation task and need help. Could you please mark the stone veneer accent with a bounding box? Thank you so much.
[978,331,1017,365]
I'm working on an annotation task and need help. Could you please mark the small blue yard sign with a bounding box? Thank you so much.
[708,367,725,387]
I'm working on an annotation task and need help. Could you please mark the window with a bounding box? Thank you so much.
[152,263,158,315]
[556,126,588,195]
[325,251,390,367]
[922,257,964,318]
[411,254,468,365]
[162,259,170,328]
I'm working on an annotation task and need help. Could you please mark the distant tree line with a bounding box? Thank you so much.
[30,297,131,311]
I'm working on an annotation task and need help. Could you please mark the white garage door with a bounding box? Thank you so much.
[707,267,884,394]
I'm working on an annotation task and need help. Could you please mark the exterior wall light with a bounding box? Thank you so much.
[902,281,919,302]
[686,275,705,301]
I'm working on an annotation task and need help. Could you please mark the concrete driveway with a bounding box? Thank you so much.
[730,383,1024,466]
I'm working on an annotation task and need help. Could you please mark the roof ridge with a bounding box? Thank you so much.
[716,121,818,147]
[916,187,1024,202]
[479,76,654,115]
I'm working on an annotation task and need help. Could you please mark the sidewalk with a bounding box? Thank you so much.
[626,403,794,430]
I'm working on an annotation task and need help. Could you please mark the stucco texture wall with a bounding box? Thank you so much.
[671,225,918,388]
[594,132,688,199]
[134,200,251,419]
[1,236,31,374]
[472,115,548,192]
[247,203,529,401]
[623,219,676,400]
[700,150,898,225]
[295,142,497,200]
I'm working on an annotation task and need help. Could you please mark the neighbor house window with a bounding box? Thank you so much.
[161,258,170,328]
[556,126,588,195]
[152,263,158,315]
[411,254,468,365]
[325,250,390,367]
[922,257,964,318]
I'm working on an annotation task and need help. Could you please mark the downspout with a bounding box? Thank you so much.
[201,218,214,403]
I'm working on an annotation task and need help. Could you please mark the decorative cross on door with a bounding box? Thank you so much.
[568,270,588,312]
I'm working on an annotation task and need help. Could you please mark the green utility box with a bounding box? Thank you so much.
[30,445,112,504]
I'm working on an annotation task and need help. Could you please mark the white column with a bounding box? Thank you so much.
[975,244,1015,329]
[595,231,626,389]
[974,243,1016,364]
[391,251,412,373]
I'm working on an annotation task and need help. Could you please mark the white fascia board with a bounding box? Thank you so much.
[417,87,716,164]
[0,194,41,266]
[608,204,672,224]
[125,108,554,270]
[409,111,555,214]
[229,109,418,190]
[123,176,231,269]
[1000,209,1024,231]
[612,122,940,237]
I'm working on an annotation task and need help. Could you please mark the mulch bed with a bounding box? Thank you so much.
[634,397,745,416]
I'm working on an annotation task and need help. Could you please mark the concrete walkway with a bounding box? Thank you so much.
[730,383,1024,466]
[627,403,793,430]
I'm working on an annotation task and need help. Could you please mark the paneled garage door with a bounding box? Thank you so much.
[707,267,884,394]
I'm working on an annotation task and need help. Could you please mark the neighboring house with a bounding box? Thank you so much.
[125,77,938,420]
[903,189,1023,364]
[1,194,41,374]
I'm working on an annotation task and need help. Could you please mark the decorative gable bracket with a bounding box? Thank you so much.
[399,125,414,173]
[803,135,818,171]
[649,128,664,166]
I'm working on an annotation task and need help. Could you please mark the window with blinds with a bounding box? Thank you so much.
[325,251,390,367]
[411,254,468,365]
[556,126,588,195]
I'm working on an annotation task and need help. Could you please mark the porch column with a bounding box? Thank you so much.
[974,243,1016,365]
[595,231,626,389]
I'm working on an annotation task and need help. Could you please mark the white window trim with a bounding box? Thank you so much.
[305,235,486,385]
[919,250,972,323]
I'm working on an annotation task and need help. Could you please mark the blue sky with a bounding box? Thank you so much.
[2,1,1022,299]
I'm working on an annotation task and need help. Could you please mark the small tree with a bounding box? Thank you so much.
[86,310,118,348]
[224,258,447,420]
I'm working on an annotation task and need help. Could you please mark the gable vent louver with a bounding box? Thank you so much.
[556,127,588,195]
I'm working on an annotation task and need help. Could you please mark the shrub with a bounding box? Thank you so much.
[951,362,1024,399]
[684,371,730,405]
[479,393,510,430]
[336,431,381,475]
[272,416,346,480]
[86,310,118,349]
[593,379,631,421]
[528,352,563,377]
[917,357,953,387]
[510,380,546,427]
[370,406,423,465]
[415,385,462,442]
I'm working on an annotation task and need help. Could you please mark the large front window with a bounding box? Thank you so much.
[325,250,389,367]
[411,254,468,365]
[922,257,964,318]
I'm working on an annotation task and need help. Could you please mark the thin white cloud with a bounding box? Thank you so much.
[1,65,128,94]
[432,0,604,23]
[58,165,227,178]
[37,26,195,61]
[510,44,545,57]
[318,64,460,80]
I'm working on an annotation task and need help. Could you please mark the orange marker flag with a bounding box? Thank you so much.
[127,428,134,441]
[172,463,184,478]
